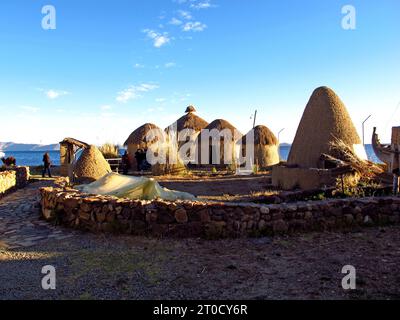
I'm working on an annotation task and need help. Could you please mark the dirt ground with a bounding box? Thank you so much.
[1,226,400,300]
[3,176,398,300]
[158,174,275,201]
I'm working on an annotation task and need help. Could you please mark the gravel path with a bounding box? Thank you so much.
[1,181,400,300]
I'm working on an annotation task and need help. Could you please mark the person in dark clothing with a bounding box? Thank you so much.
[121,151,131,175]
[42,152,52,178]
[141,148,151,171]
[135,149,146,171]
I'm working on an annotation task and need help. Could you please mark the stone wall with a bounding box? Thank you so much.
[0,171,17,196]
[40,187,400,239]
[0,167,30,197]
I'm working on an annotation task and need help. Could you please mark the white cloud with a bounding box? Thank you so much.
[169,17,183,25]
[156,98,167,103]
[143,29,171,48]
[134,63,145,68]
[45,89,69,100]
[178,10,193,20]
[182,21,207,32]
[191,1,212,9]
[100,105,112,110]
[116,83,159,103]
[165,62,176,68]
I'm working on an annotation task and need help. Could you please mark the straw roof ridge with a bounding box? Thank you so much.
[288,86,362,168]
[185,105,196,113]
[205,119,238,132]
[242,125,278,146]
[168,112,209,133]
[124,123,161,146]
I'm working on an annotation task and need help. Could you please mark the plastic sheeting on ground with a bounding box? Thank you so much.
[76,172,196,201]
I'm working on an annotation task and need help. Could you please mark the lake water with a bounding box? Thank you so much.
[279,144,380,164]
[2,145,380,166]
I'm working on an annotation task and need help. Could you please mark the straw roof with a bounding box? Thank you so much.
[168,111,209,133]
[185,105,196,113]
[288,86,362,168]
[124,123,161,146]
[59,137,89,149]
[203,119,241,139]
[73,145,112,183]
[242,125,278,146]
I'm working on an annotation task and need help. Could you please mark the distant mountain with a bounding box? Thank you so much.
[279,143,291,147]
[0,142,60,151]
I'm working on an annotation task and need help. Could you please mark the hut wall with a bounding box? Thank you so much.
[196,139,237,166]
[255,145,280,168]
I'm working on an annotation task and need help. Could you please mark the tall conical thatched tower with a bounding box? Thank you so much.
[124,123,162,170]
[196,119,242,166]
[73,145,112,183]
[241,125,280,169]
[288,86,367,168]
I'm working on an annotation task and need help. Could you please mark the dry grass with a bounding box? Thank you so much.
[99,143,120,159]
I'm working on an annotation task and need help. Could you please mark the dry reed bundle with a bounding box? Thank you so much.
[329,137,384,180]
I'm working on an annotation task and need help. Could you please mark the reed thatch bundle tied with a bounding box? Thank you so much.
[288,86,365,168]
[73,145,112,183]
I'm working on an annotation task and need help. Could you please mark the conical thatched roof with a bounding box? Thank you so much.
[185,105,196,113]
[124,123,161,146]
[288,86,363,168]
[168,111,209,133]
[73,145,112,183]
[242,125,278,146]
[204,119,241,140]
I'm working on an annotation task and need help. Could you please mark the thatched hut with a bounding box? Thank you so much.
[288,86,367,168]
[123,123,162,170]
[151,138,187,176]
[196,119,242,167]
[241,125,280,169]
[73,145,112,183]
[166,105,209,163]
[272,86,367,190]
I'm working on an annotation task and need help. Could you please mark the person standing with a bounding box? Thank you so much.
[42,152,52,178]
[134,149,143,171]
[121,151,131,175]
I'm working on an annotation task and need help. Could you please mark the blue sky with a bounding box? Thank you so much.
[0,0,399,145]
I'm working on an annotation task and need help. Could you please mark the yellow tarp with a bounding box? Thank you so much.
[77,172,196,201]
